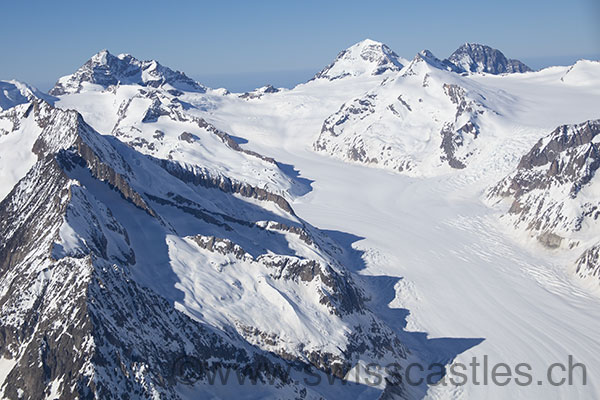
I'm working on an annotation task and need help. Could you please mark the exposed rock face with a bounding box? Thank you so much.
[402,50,461,76]
[0,163,294,399]
[489,120,600,235]
[157,158,295,214]
[315,94,382,166]
[489,120,600,281]
[445,43,532,74]
[313,39,404,81]
[439,84,484,169]
[77,84,305,202]
[575,243,600,281]
[49,50,206,95]
[0,100,412,398]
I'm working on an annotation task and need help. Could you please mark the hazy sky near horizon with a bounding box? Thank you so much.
[1,0,598,91]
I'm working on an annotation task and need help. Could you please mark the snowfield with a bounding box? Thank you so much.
[194,52,600,399]
[1,40,600,399]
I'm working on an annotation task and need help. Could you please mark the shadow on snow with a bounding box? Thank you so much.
[323,229,485,397]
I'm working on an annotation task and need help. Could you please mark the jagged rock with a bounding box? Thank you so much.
[489,120,600,279]
[445,43,532,74]
[50,50,206,95]
[575,243,600,281]
[314,59,493,174]
[0,99,412,398]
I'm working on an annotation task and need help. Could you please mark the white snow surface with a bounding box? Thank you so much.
[0,80,52,111]
[55,85,306,198]
[0,103,43,200]
[186,57,600,399]
[0,357,16,392]
[6,42,600,398]
[313,39,406,80]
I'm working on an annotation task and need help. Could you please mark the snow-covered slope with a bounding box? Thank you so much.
[0,103,46,200]
[313,39,406,81]
[239,84,280,99]
[0,80,54,111]
[313,49,515,175]
[0,96,422,398]
[561,59,600,85]
[189,43,600,399]
[2,40,600,400]
[54,65,307,199]
[489,120,600,239]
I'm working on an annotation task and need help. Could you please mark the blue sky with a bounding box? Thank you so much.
[1,0,598,92]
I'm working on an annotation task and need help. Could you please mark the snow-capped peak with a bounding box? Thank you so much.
[91,48,111,64]
[401,49,460,76]
[445,43,532,74]
[0,80,54,111]
[50,50,206,95]
[419,49,460,70]
[312,38,405,81]
[561,59,600,85]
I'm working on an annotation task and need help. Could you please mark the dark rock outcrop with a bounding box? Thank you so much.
[445,43,532,74]
[489,120,600,252]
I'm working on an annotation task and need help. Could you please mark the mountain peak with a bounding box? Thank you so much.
[402,49,460,75]
[445,43,532,74]
[354,38,381,47]
[91,49,111,62]
[0,80,55,111]
[313,39,404,81]
[561,59,600,85]
[50,50,206,95]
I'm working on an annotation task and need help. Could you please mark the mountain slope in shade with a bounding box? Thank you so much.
[0,101,316,399]
[55,81,308,200]
[49,50,206,96]
[313,39,406,81]
[0,99,421,399]
[445,43,532,74]
[0,80,55,111]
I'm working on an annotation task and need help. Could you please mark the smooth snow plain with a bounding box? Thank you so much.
[195,65,600,399]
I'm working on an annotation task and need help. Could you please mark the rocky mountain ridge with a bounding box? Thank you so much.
[488,119,600,282]
[49,50,207,96]
[0,95,414,398]
[445,43,532,74]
